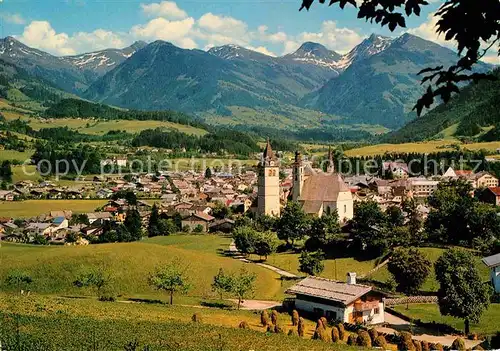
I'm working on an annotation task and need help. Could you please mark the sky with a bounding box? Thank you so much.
[0,0,498,63]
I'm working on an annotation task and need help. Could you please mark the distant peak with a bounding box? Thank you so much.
[129,40,148,49]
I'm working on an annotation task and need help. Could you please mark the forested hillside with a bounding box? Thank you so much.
[382,69,500,143]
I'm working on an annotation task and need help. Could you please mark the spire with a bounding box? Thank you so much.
[263,138,276,161]
[327,146,335,173]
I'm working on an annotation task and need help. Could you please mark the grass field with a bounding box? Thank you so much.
[0,294,355,351]
[0,235,286,302]
[262,251,380,281]
[366,247,490,292]
[0,200,107,218]
[0,149,33,162]
[392,303,500,335]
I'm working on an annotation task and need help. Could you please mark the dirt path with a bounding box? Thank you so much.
[227,299,282,310]
[229,241,300,278]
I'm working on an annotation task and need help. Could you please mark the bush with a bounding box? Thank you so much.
[368,328,379,341]
[414,340,423,351]
[337,323,346,341]
[357,330,372,348]
[298,317,305,337]
[451,338,466,351]
[374,335,388,349]
[347,334,357,346]
[331,326,340,342]
[260,310,270,326]
[238,321,249,329]
[291,310,299,326]
[191,313,202,323]
[271,310,278,325]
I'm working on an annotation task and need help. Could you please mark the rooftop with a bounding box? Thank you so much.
[285,276,372,306]
[482,253,500,268]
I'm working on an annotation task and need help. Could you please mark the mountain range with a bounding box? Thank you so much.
[0,34,493,130]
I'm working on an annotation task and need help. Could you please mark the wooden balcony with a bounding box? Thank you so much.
[353,300,379,312]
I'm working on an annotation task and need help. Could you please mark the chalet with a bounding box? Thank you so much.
[483,253,500,293]
[382,162,409,179]
[96,188,113,199]
[0,190,14,201]
[480,187,500,206]
[86,212,113,224]
[181,212,215,232]
[209,218,235,233]
[475,172,499,188]
[286,274,385,325]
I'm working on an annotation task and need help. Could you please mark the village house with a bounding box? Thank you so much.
[86,212,113,224]
[0,190,14,201]
[181,212,215,232]
[410,179,439,199]
[382,161,409,179]
[286,274,385,325]
[482,253,500,293]
[475,172,499,188]
[479,187,500,206]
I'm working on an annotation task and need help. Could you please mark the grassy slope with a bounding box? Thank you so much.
[392,303,500,335]
[0,200,107,218]
[0,295,355,351]
[366,247,490,292]
[0,235,285,302]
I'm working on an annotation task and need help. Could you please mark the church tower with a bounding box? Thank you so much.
[292,151,304,201]
[327,146,335,174]
[257,140,280,217]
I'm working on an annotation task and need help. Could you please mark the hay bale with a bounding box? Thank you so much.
[347,334,357,346]
[369,328,379,341]
[357,330,372,348]
[271,310,278,325]
[238,321,249,329]
[191,313,202,323]
[374,335,388,349]
[291,310,299,326]
[451,338,466,351]
[298,317,305,337]
[331,326,340,343]
[337,323,346,341]
[260,310,270,326]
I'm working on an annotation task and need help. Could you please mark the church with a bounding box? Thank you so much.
[257,141,354,223]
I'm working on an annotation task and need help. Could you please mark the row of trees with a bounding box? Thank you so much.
[387,247,492,334]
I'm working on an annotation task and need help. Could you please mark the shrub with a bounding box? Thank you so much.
[347,334,357,346]
[291,310,299,326]
[238,321,249,329]
[422,341,430,351]
[337,323,346,341]
[368,328,379,341]
[451,338,466,351]
[191,313,202,323]
[357,330,372,348]
[414,340,423,351]
[298,317,305,337]
[331,326,340,342]
[271,310,278,325]
[374,335,388,349]
[260,310,270,326]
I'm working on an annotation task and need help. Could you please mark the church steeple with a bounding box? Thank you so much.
[257,139,280,217]
[327,146,335,173]
[261,138,277,166]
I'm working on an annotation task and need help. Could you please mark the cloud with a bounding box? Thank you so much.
[0,12,26,25]
[131,17,196,48]
[70,29,127,52]
[198,13,248,36]
[282,21,364,54]
[407,12,449,47]
[248,46,276,57]
[18,21,76,55]
[141,1,187,20]
[483,55,499,65]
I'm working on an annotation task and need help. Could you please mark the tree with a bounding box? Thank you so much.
[253,231,280,260]
[351,200,389,255]
[149,262,191,305]
[211,268,233,300]
[65,231,79,244]
[386,205,404,227]
[204,167,212,179]
[0,160,13,183]
[298,0,500,115]
[233,226,257,255]
[434,248,492,334]
[147,203,163,237]
[231,269,256,310]
[111,190,137,206]
[387,248,431,295]
[299,250,325,275]
[73,268,113,300]
[212,201,232,219]
[69,213,89,226]
[307,210,341,249]
[277,201,310,245]
[6,271,32,294]
[402,199,424,243]
[124,209,143,241]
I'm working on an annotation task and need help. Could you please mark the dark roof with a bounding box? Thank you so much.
[482,253,500,268]
[286,276,372,306]
[262,139,276,161]
[488,187,500,196]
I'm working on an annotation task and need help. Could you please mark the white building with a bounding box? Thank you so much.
[292,150,354,222]
[286,274,385,325]
[257,140,280,217]
[410,179,439,198]
[482,253,500,293]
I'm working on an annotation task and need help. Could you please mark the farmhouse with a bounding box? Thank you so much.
[286,274,385,325]
[181,212,215,232]
[482,253,500,293]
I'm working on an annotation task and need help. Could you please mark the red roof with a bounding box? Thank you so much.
[455,170,473,176]
[488,187,500,196]
[104,206,118,212]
